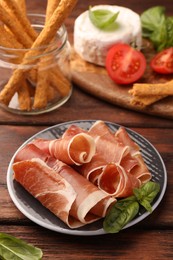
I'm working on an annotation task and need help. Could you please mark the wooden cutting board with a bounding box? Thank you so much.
[71,43,173,120]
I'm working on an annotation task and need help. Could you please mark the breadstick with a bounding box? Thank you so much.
[129,80,173,96]
[130,95,167,107]
[46,0,61,22]
[17,79,31,111]
[49,68,71,96]
[33,62,49,109]
[14,0,26,14]
[0,24,23,49]
[0,0,77,105]
[0,3,33,48]
[30,0,77,48]
[2,0,37,41]
[47,86,59,102]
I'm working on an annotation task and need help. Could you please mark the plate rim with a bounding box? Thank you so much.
[7,120,167,236]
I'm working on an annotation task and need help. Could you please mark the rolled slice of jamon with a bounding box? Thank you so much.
[89,120,129,164]
[13,158,81,228]
[32,125,96,165]
[97,163,140,198]
[51,159,116,223]
[116,127,152,183]
[88,121,152,184]
[78,153,107,184]
[14,146,116,227]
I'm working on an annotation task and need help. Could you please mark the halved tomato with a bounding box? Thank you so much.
[105,43,146,85]
[150,47,173,74]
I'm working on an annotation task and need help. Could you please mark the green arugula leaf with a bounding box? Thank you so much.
[89,6,119,30]
[0,233,43,260]
[103,196,139,233]
[133,181,160,213]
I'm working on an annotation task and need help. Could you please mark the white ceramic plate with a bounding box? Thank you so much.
[7,120,167,235]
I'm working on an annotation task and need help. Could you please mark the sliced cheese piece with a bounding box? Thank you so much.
[74,5,142,66]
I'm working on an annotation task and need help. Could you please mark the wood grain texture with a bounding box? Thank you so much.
[0,225,173,259]
[0,1,173,260]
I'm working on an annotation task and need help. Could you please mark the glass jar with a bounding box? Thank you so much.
[0,13,72,115]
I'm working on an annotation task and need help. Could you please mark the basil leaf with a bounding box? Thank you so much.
[89,6,119,30]
[165,17,173,48]
[133,181,160,213]
[141,6,173,51]
[0,233,43,260]
[103,196,139,233]
[150,23,167,51]
[141,6,166,33]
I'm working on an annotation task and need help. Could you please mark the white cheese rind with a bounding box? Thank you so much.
[74,5,142,66]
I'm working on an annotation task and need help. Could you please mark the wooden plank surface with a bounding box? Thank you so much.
[0,1,173,259]
[0,225,173,260]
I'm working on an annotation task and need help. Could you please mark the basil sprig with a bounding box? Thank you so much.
[0,233,43,260]
[89,6,119,30]
[103,181,160,233]
[141,6,173,51]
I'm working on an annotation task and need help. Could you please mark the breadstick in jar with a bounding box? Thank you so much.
[1,0,37,41]
[17,79,32,111]
[46,0,61,22]
[0,3,33,47]
[0,0,77,105]
[14,0,26,14]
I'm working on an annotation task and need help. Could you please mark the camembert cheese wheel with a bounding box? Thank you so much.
[74,5,142,66]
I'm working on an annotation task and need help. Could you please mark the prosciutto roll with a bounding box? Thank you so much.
[32,125,96,165]
[14,144,116,227]
[51,160,115,223]
[88,121,151,184]
[115,127,152,183]
[13,158,81,228]
[89,120,129,164]
[98,163,140,197]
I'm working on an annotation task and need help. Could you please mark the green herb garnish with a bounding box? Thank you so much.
[0,233,43,260]
[141,6,173,51]
[103,181,160,233]
[89,6,119,31]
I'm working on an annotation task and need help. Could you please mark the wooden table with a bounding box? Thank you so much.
[1,0,173,259]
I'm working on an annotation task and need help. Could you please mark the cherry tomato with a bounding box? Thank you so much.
[105,43,146,85]
[150,47,173,74]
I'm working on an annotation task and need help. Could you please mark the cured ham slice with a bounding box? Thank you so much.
[115,127,151,183]
[88,121,151,184]
[14,143,49,163]
[32,127,96,165]
[14,144,116,226]
[89,121,129,164]
[98,163,140,197]
[78,154,107,184]
[129,154,152,183]
[51,160,116,222]
[13,158,81,228]
[62,124,87,137]
[115,127,140,156]
[79,155,140,197]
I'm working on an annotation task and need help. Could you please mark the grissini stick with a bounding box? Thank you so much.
[1,0,37,40]
[0,0,77,105]
[46,0,61,22]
